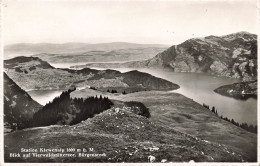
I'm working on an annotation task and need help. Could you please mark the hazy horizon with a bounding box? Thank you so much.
[4,30,257,47]
[5,41,170,46]
[4,0,258,46]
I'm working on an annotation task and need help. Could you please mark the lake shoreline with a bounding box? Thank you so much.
[19,63,256,126]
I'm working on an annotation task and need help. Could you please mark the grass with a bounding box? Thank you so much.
[4,90,257,162]
[71,90,257,162]
[5,108,243,162]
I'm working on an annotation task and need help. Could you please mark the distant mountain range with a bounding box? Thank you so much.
[4,42,169,60]
[82,32,257,81]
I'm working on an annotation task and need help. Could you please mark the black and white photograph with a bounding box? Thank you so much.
[1,0,258,164]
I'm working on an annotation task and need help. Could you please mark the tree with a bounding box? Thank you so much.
[211,106,215,114]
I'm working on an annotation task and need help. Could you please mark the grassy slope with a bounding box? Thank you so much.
[5,108,243,162]
[71,89,257,162]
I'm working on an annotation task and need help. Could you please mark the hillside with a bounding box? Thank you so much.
[4,73,42,132]
[4,42,168,60]
[4,108,243,162]
[5,91,256,162]
[71,90,257,162]
[4,56,179,92]
[82,32,257,81]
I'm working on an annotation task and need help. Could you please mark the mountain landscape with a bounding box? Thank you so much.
[4,56,179,93]
[78,32,257,81]
[4,42,168,62]
[3,0,258,163]
[3,31,257,163]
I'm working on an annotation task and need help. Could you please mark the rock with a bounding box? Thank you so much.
[161,159,167,162]
[115,108,120,113]
[148,155,156,162]
[149,147,159,151]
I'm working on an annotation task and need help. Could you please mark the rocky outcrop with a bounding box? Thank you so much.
[83,32,257,81]
[151,32,257,81]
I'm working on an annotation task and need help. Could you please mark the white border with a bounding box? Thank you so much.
[0,0,259,166]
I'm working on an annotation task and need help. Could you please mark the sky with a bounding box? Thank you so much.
[3,0,258,45]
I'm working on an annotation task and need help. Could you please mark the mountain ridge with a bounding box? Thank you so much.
[4,42,169,60]
[4,56,179,92]
[81,32,257,81]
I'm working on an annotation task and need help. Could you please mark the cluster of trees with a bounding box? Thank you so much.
[107,89,118,93]
[124,101,150,118]
[203,103,257,134]
[203,104,218,115]
[107,89,127,95]
[27,90,113,128]
[70,95,113,125]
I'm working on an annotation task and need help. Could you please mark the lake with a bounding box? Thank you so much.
[28,90,64,105]
[27,67,257,126]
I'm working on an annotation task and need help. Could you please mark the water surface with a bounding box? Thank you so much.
[28,90,63,105]
[27,66,257,125]
[91,67,257,126]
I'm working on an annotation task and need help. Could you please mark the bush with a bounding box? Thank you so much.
[90,87,97,90]
[14,67,23,73]
[124,101,150,118]
[29,66,36,71]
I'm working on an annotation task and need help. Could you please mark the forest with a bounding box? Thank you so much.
[26,89,114,127]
